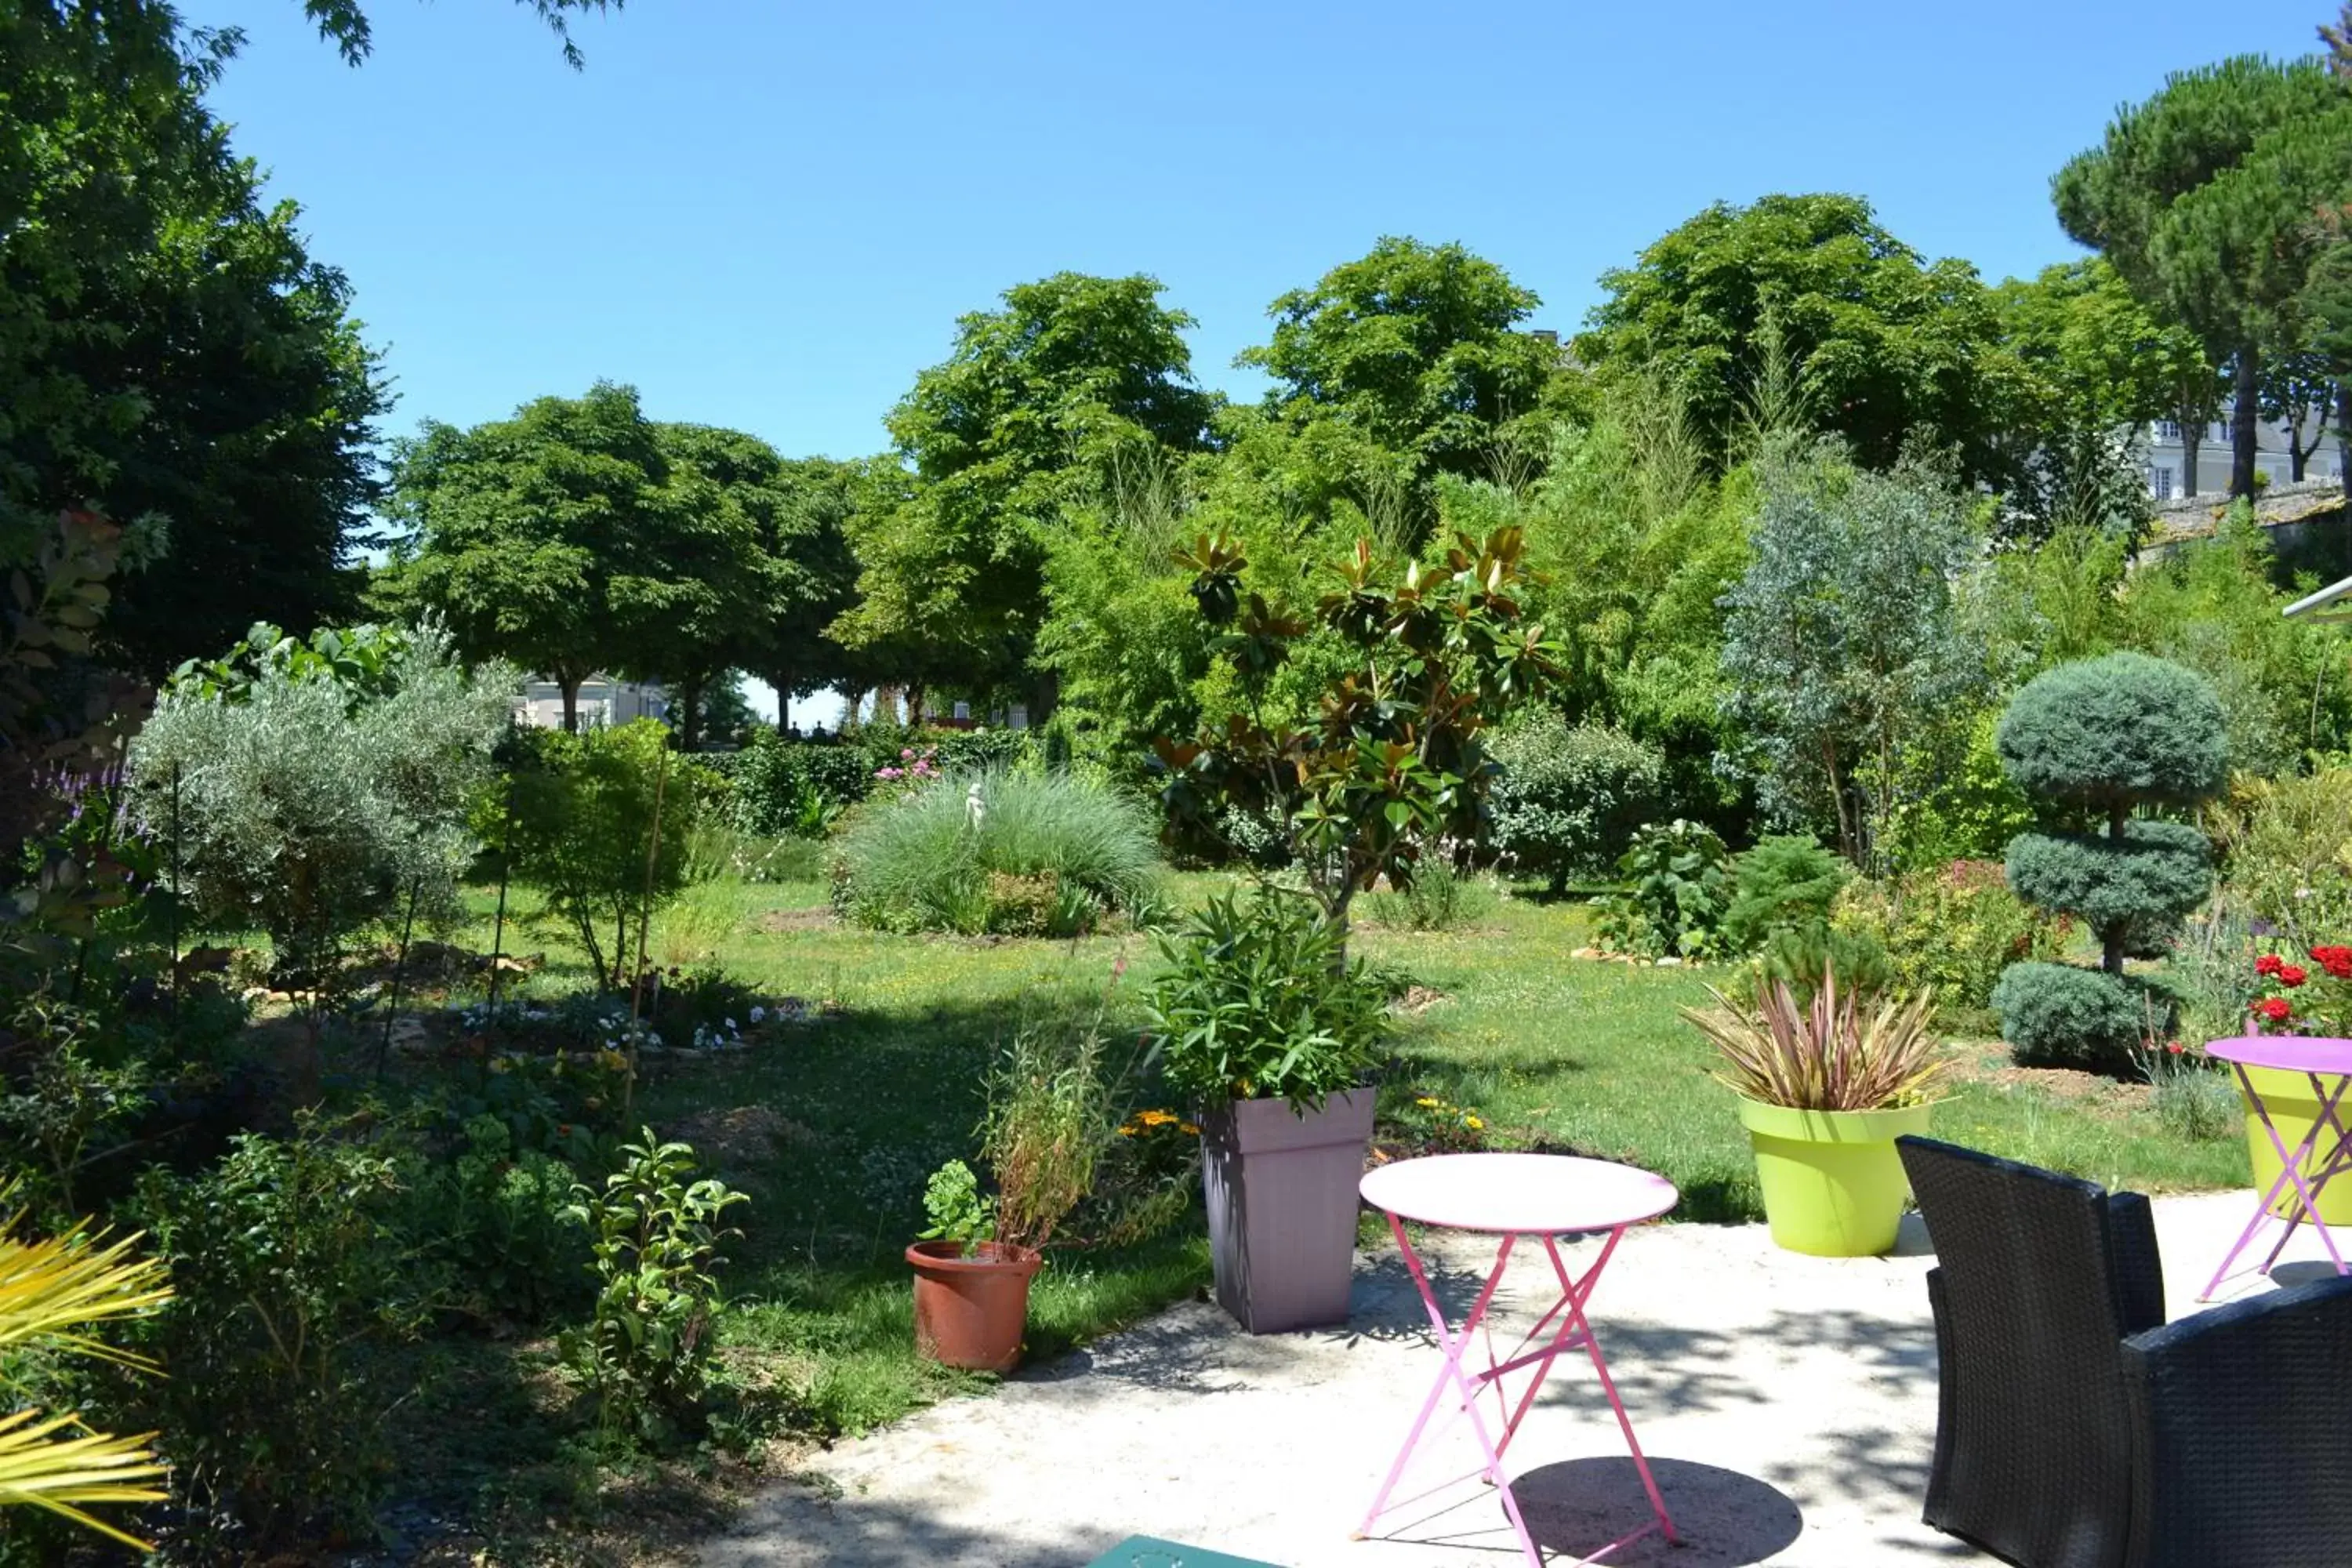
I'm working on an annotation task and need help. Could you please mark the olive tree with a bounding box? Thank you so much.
[1990,652,2228,1068]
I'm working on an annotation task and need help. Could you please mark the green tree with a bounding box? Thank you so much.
[291,0,620,67]
[834,273,1215,704]
[1986,259,2205,535]
[1719,447,1986,869]
[382,383,738,732]
[639,423,785,751]
[737,456,863,735]
[1238,238,1566,499]
[1576,194,2005,475]
[0,5,388,673]
[2054,56,2352,498]
[2259,347,2336,481]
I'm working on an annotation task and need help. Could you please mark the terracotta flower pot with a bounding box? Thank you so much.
[906,1239,1041,1372]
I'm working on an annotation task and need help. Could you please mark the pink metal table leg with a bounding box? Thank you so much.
[2201,1065,2352,1301]
[1359,1218,1673,1565]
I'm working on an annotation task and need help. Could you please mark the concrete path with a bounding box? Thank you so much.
[702,1192,2335,1568]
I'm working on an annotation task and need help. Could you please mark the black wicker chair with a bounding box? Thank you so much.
[1897,1134,2352,1568]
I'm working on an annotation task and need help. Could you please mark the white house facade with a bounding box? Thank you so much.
[514,675,667,730]
[2144,405,2343,499]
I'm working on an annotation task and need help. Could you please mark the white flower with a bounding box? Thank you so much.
[750,1005,768,1024]
[725,1017,738,1031]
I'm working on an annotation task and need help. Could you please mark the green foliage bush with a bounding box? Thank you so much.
[833,770,1164,936]
[1363,855,1497,931]
[1486,717,1666,891]
[125,620,511,996]
[728,728,876,833]
[2206,766,2352,949]
[506,720,710,988]
[1145,887,1390,1109]
[1722,833,1849,953]
[1991,961,2172,1069]
[1733,922,1896,1011]
[1597,819,1733,957]
[407,1113,590,1326]
[1831,861,2068,1022]
[561,1131,747,1448]
[120,1121,430,1552]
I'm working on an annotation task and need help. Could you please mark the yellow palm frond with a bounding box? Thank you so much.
[0,1221,172,1373]
[0,1408,166,1551]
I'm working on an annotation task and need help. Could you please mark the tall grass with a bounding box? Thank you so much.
[834,771,1166,936]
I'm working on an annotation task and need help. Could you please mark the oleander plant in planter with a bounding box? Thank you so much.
[907,1005,1120,1372]
[1684,965,1949,1257]
[1144,886,1391,1332]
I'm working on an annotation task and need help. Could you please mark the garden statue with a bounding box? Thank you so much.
[1990,652,2229,1068]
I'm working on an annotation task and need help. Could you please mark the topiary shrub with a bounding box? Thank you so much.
[1992,652,2227,1069]
[1486,717,1666,892]
[1831,860,2068,1025]
[1722,833,1849,953]
[1989,963,2175,1069]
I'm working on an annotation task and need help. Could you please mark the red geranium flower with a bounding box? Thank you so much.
[2165,1041,2185,1054]
[2255,996,2293,1024]
[2281,964,2309,988]
[2256,953,2285,978]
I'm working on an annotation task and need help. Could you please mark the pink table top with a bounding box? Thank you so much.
[2208,1035,2352,1076]
[1359,1152,1678,1234]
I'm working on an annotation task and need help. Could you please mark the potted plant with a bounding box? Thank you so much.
[906,1007,1116,1372]
[1144,886,1390,1333]
[2237,942,2352,1225]
[1683,966,1948,1257]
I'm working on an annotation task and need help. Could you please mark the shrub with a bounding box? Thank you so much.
[1597,819,1733,957]
[1144,887,1390,1109]
[1991,962,2172,1069]
[1831,861,2067,1023]
[506,720,710,988]
[728,729,871,833]
[1731,922,1896,1011]
[122,1120,430,1552]
[833,770,1163,936]
[405,1113,589,1325]
[1993,652,2227,1069]
[980,1003,1121,1252]
[1722,833,1849,953]
[124,621,510,1018]
[1486,717,1666,891]
[561,1131,746,1447]
[2205,766,2352,950]
[2140,1045,2239,1142]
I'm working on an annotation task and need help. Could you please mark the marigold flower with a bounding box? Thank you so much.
[1179,1122,1200,1136]
[1414,1096,1441,1109]
[1464,1115,1484,1131]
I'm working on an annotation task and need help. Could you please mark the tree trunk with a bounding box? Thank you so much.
[2233,350,2261,499]
[2181,425,2201,497]
[772,670,793,735]
[559,672,583,733]
[2338,382,2351,502]
[2103,803,2129,978]
[906,684,925,728]
[2293,443,2310,483]
[676,672,705,752]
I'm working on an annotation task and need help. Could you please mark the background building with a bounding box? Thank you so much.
[514,675,667,730]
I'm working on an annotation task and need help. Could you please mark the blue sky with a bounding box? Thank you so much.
[189,0,2334,467]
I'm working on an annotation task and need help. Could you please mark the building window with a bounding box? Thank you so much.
[2152,466,2175,499]
[2157,419,2181,441]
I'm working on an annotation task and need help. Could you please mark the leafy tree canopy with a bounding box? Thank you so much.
[379,383,761,734]
[0,3,387,673]
[1238,237,1567,492]
[1576,194,2003,476]
[833,271,1215,696]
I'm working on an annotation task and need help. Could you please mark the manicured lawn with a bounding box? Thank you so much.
[386,866,2249,1552]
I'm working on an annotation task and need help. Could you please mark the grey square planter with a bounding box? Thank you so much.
[1200,1087,1376,1334]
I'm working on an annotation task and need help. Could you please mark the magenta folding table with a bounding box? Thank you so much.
[2201,1034,2352,1301]
[1355,1152,1679,1566]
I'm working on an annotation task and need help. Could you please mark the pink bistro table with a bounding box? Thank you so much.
[1355,1152,1679,1567]
[2201,1034,2352,1301]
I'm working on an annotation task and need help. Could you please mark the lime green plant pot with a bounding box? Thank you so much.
[2240,1064,2352,1225]
[1737,1098,1934,1257]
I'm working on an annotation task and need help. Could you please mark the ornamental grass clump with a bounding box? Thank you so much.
[833,768,1164,936]
[1683,969,1948,1113]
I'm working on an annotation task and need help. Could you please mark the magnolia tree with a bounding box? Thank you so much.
[1989,652,2228,1068]
[1152,526,1561,942]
